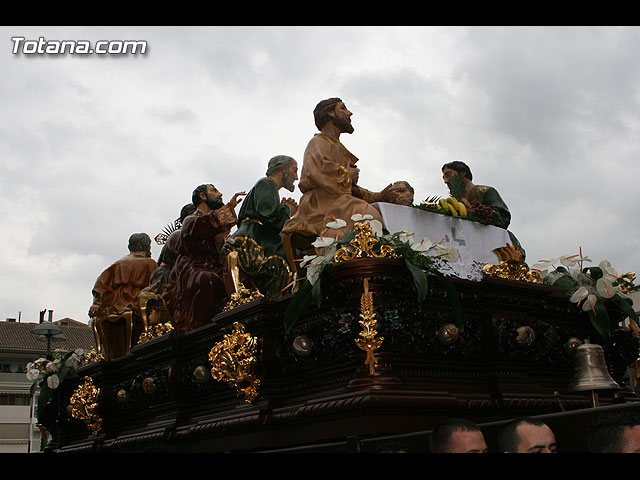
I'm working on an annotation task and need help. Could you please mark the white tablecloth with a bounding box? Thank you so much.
[372,203,511,281]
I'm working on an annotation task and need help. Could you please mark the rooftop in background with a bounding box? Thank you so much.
[0,318,95,353]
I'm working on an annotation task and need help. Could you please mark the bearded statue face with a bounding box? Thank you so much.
[330,101,354,134]
[281,160,298,192]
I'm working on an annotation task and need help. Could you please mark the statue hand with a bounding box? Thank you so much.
[229,191,247,208]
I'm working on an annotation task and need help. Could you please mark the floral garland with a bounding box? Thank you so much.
[26,349,88,416]
[284,214,463,332]
[531,249,637,340]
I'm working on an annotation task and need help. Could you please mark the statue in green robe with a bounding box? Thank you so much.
[442,161,525,260]
[222,155,299,299]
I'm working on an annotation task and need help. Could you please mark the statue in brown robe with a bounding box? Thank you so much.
[282,98,396,242]
[164,184,245,333]
[88,233,158,360]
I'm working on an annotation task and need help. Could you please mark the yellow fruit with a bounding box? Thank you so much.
[438,198,450,211]
[446,197,459,208]
[457,202,467,216]
[447,203,458,216]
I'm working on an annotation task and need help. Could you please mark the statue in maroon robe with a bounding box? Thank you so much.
[164,184,245,333]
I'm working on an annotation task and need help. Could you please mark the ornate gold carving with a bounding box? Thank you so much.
[334,221,397,263]
[69,376,103,436]
[223,283,265,311]
[222,236,291,300]
[137,322,175,344]
[482,261,543,283]
[483,244,542,283]
[208,322,260,403]
[82,347,104,365]
[355,278,384,375]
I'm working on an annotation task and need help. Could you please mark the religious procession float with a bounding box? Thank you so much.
[26,99,640,453]
[28,202,639,453]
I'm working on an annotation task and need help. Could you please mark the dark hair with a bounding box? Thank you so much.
[588,409,640,453]
[191,184,210,207]
[313,97,342,130]
[498,417,548,453]
[128,232,151,253]
[442,161,473,181]
[430,418,482,453]
[179,203,197,223]
[266,155,296,177]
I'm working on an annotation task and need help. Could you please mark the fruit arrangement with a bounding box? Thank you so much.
[437,197,468,217]
[470,202,496,224]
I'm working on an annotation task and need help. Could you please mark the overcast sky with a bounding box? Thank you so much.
[2,26,639,325]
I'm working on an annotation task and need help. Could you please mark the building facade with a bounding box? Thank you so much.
[0,316,95,453]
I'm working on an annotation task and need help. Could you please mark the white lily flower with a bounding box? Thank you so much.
[582,294,598,312]
[351,213,374,222]
[46,374,60,390]
[396,231,415,244]
[300,255,317,267]
[326,218,347,229]
[435,245,460,262]
[312,236,336,248]
[369,219,383,238]
[599,260,619,279]
[45,361,59,373]
[569,286,590,304]
[411,237,434,252]
[596,277,616,299]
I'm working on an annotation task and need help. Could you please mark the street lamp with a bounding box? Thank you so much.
[31,310,66,358]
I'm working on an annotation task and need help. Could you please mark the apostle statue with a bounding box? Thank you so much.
[441,160,525,259]
[222,155,298,299]
[88,233,158,360]
[282,98,397,247]
[164,184,245,333]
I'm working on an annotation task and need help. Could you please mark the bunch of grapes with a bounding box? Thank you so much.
[472,203,496,224]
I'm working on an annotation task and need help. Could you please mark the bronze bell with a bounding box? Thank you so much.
[567,340,620,406]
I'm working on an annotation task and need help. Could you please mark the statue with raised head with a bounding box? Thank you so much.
[164,184,245,333]
[282,98,396,244]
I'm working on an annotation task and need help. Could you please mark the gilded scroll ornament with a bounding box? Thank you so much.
[208,322,260,403]
[482,244,542,283]
[355,278,384,375]
[137,322,175,344]
[69,376,103,435]
[223,284,265,311]
[334,221,397,263]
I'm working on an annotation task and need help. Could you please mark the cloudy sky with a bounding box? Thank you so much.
[2,26,639,325]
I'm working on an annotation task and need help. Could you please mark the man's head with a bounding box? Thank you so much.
[430,418,488,453]
[192,184,224,210]
[178,203,197,224]
[588,409,640,453]
[266,155,298,192]
[442,160,473,188]
[391,181,415,206]
[128,233,152,256]
[498,418,558,453]
[313,97,354,134]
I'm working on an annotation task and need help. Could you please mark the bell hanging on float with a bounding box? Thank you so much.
[567,340,620,407]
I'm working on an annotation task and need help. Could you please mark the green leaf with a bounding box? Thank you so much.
[588,301,611,340]
[337,230,355,245]
[312,277,323,307]
[434,273,464,332]
[404,258,428,303]
[610,293,638,321]
[37,387,51,415]
[552,274,578,295]
[587,266,603,281]
[283,281,313,333]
